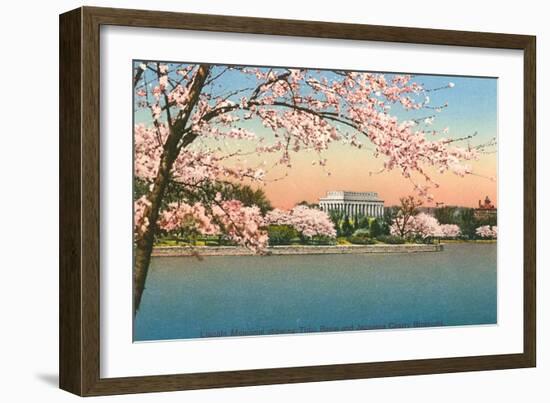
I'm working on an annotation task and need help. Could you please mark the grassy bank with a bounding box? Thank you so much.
[154,236,495,248]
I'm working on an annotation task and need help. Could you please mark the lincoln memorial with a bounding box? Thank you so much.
[318,191,384,217]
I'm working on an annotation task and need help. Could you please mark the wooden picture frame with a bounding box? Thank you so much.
[59,6,536,396]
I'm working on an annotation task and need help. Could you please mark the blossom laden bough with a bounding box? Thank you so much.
[211,199,269,253]
[157,201,219,236]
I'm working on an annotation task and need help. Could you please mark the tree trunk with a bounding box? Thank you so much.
[133,64,211,315]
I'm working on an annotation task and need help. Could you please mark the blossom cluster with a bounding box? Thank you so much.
[265,206,337,238]
[439,223,462,238]
[155,198,268,253]
[476,225,498,239]
[211,198,269,253]
[134,196,152,237]
[390,213,461,239]
[134,123,266,185]
[157,201,219,235]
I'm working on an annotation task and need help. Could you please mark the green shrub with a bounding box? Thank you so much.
[352,228,370,238]
[376,235,405,244]
[369,218,384,238]
[301,235,336,245]
[349,236,376,245]
[268,225,299,245]
[341,215,353,236]
[337,237,352,245]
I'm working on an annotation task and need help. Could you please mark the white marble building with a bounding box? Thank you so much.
[318,191,384,217]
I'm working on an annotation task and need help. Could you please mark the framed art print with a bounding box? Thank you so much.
[59,6,536,396]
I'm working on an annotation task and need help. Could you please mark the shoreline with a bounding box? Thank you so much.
[152,243,444,257]
[441,239,497,244]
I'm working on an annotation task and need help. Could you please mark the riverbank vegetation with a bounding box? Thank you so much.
[149,189,496,248]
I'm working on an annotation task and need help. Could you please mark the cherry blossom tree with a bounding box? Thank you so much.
[411,213,442,239]
[476,225,498,239]
[390,213,461,241]
[155,195,268,251]
[266,206,337,239]
[413,215,461,240]
[439,223,462,239]
[133,62,479,312]
[389,217,414,238]
[389,196,424,238]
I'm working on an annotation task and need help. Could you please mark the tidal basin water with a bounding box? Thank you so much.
[134,243,497,341]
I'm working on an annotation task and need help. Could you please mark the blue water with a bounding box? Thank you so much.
[134,243,497,341]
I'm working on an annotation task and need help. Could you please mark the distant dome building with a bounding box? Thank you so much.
[318,191,384,217]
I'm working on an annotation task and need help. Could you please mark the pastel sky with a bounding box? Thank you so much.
[134,63,498,209]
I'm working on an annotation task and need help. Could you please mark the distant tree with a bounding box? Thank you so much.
[357,215,370,230]
[458,208,478,239]
[328,210,342,236]
[389,213,461,243]
[369,218,384,238]
[435,206,459,225]
[476,214,497,228]
[476,225,497,239]
[342,215,353,236]
[408,213,441,243]
[138,179,274,215]
[220,182,273,214]
[440,224,461,239]
[390,196,423,238]
[353,213,360,231]
[382,206,398,234]
[266,206,337,239]
[297,200,319,209]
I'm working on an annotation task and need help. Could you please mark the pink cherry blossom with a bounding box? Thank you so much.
[158,201,219,235]
[266,206,336,238]
[211,200,268,252]
[389,216,417,238]
[410,213,442,239]
[390,214,461,240]
[157,199,268,253]
[476,225,497,239]
[439,224,461,238]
